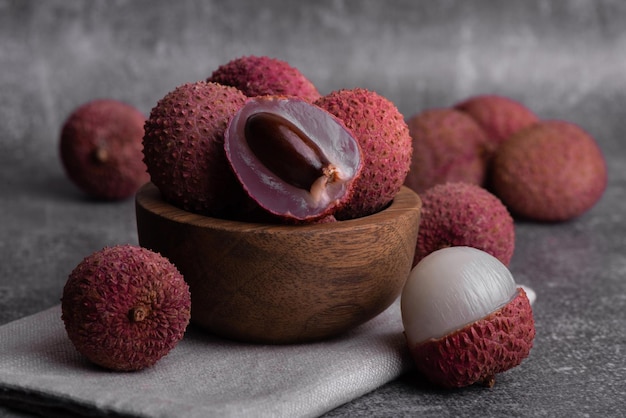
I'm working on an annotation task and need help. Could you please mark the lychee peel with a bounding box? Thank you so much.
[142,81,251,218]
[410,288,535,388]
[414,182,515,267]
[404,108,489,194]
[490,120,608,221]
[454,94,539,153]
[61,245,191,371]
[315,88,413,219]
[59,99,149,200]
[208,55,321,102]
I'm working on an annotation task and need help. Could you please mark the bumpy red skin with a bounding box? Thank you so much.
[490,120,608,222]
[143,81,253,218]
[61,245,191,371]
[315,88,413,220]
[208,55,321,102]
[59,99,149,200]
[455,95,539,155]
[404,108,489,194]
[414,182,515,267]
[409,288,535,389]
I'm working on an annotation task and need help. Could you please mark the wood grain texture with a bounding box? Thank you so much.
[136,182,421,344]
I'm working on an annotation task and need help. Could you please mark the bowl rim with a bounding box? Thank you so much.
[136,182,422,233]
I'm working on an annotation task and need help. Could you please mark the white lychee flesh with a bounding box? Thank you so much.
[401,246,517,345]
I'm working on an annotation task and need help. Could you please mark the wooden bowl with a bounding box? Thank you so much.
[135,183,422,344]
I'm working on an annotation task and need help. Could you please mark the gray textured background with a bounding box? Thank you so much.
[2,0,626,416]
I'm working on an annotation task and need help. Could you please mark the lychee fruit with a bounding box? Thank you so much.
[414,182,515,267]
[61,245,191,371]
[454,94,539,155]
[142,81,251,218]
[314,88,413,219]
[404,108,489,194]
[208,55,321,102]
[225,95,362,222]
[59,99,149,200]
[490,120,608,222]
[401,246,535,388]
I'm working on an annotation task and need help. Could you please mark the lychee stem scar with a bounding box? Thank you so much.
[129,306,149,322]
[93,145,109,164]
[482,375,496,388]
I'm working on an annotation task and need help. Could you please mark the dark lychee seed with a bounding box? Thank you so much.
[225,96,362,222]
[244,112,332,191]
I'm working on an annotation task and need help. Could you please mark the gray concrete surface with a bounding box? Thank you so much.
[2,0,626,416]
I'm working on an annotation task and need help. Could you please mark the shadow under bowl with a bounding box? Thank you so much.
[135,183,421,344]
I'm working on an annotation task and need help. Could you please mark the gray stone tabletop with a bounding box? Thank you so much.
[1,0,625,416]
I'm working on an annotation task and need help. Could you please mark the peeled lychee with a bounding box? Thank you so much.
[454,94,539,155]
[414,182,515,267]
[404,108,489,194]
[401,246,535,388]
[142,81,251,218]
[490,120,608,222]
[225,95,362,222]
[315,88,412,219]
[59,99,149,200]
[61,245,191,371]
[208,55,321,102]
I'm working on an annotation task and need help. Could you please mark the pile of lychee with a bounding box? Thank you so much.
[141,59,413,223]
[59,55,414,373]
[405,94,608,223]
[399,94,607,388]
[58,56,607,390]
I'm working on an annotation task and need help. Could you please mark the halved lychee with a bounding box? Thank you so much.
[224,95,363,222]
[401,246,535,388]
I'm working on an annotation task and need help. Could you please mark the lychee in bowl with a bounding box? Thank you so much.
[135,182,421,344]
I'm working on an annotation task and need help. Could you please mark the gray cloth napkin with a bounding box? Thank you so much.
[0,299,412,418]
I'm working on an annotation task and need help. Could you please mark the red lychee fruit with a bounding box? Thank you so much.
[61,245,191,371]
[142,81,252,218]
[315,88,413,219]
[414,182,515,267]
[208,55,321,102]
[490,120,608,222]
[59,99,149,200]
[404,108,489,194]
[454,94,539,155]
[225,95,362,222]
[401,246,535,388]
